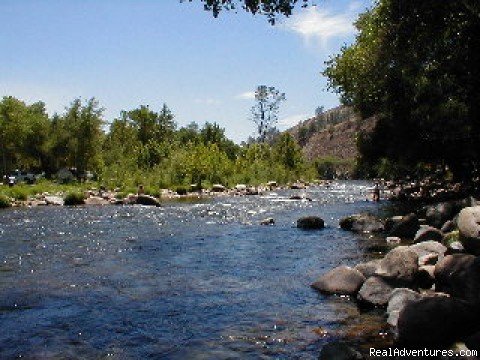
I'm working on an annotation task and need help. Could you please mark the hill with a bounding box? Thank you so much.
[287,106,376,162]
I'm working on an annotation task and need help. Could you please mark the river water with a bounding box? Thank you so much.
[0,181,394,359]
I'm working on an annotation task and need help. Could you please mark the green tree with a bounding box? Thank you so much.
[250,85,285,143]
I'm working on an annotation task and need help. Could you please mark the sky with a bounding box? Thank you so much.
[0,0,373,143]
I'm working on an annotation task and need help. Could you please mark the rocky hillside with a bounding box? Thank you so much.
[288,106,376,162]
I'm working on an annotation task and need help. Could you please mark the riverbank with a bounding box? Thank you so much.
[0,179,334,209]
[313,194,480,358]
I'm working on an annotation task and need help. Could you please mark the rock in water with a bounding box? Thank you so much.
[319,342,363,360]
[457,206,480,255]
[375,246,419,284]
[260,218,275,225]
[387,213,419,239]
[387,288,423,327]
[413,226,444,243]
[297,216,324,230]
[135,194,161,207]
[357,276,394,307]
[354,259,381,278]
[311,266,366,296]
[339,214,384,233]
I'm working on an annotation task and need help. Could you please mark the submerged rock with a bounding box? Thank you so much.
[297,216,325,230]
[311,266,366,296]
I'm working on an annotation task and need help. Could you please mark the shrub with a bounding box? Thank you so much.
[64,192,85,206]
[175,186,188,195]
[9,188,28,201]
[0,194,11,208]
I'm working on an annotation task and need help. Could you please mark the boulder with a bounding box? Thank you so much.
[44,195,64,206]
[384,215,403,233]
[354,259,381,278]
[211,184,226,192]
[387,288,423,327]
[387,213,419,239]
[339,214,384,233]
[318,342,363,360]
[260,218,275,225]
[441,220,456,233]
[311,266,366,296]
[458,206,480,255]
[425,199,471,229]
[413,226,444,244]
[357,276,394,307]
[375,246,419,284]
[135,194,161,207]
[297,216,325,230]
[409,241,447,261]
[396,297,479,348]
[418,253,438,266]
[84,196,109,206]
[434,254,480,303]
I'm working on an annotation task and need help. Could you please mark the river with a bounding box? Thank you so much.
[0,181,395,359]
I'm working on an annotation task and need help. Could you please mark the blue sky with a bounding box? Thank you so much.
[0,0,373,143]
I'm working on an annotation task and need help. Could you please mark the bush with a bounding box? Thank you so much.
[175,186,188,195]
[0,194,11,208]
[9,188,28,201]
[64,192,85,206]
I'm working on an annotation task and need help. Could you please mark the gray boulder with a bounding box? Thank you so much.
[387,213,419,239]
[297,216,325,230]
[375,246,419,284]
[339,214,384,233]
[387,288,423,327]
[354,259,381,278]
[425,198,471,229]
[458,206,480,255]
[311,266,366,296]
[357,276,394,307]
[409,241,447,261]
[413,225,443,243]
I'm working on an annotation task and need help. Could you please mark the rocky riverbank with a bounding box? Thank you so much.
[0,180,331,209]
[312,196,480,358]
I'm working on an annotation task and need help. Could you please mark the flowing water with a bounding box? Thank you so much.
[0,181,395,359]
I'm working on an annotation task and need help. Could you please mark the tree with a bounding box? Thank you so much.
[185,0,314,24]
[250,85,285,143]
[324,0,480,180]
[274,132,303,170]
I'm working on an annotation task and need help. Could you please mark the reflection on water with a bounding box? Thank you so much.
[0,181,392,359]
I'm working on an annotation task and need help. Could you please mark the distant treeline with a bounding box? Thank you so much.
[0,96,330,188]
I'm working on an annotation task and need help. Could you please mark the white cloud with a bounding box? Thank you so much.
[194,98,220,105]
[235,91,256,100]
[283,6,356,47]
[278,113,310,128]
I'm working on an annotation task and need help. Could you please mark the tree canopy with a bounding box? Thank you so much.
[324,0,480,180]
[185,0,314,23]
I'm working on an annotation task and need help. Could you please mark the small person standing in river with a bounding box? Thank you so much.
[372,182,380,202]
